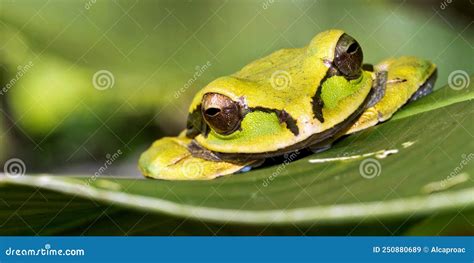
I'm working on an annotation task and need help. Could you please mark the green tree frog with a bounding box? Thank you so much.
[139,29,437,180]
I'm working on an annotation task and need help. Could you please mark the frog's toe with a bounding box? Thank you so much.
[408,68,437,102]
[138,136,253,180]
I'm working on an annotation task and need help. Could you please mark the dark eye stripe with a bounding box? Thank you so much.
[248,107,300,136]
[186,105,300,137]
[311,74,327,123]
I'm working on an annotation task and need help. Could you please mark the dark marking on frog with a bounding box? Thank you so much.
[250,106,299,136]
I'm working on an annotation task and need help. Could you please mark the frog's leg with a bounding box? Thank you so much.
[345,56,437,135]
[308,72,387,154]
[138,132,256,180]
[366,70,388,107]
[408,69,437,102]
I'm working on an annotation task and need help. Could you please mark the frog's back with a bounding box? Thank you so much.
[235,48,306,81]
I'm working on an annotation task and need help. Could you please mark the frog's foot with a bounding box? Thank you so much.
[408,68,437,102]
[309,143,333,154]
[138,136,256,180]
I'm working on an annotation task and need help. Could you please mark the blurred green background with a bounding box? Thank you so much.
[0,0,473,175]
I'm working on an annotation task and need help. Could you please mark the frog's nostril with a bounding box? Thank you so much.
[205,108,221,117]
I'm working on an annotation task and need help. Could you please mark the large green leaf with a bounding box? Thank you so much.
[1,77,473,235]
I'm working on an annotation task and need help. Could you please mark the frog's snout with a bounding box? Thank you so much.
[201,93,243,135]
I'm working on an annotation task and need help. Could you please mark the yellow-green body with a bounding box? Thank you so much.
[139,29,436,180]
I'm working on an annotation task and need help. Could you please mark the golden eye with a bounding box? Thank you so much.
[201,93,242,135]
[334,34,363,79]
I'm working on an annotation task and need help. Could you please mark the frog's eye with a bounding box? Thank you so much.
[201,93,242,135]
[333,34,363,79]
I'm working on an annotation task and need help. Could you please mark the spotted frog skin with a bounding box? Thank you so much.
[139,29,437,180]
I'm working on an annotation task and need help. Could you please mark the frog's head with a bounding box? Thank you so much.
[185,29,373,156]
